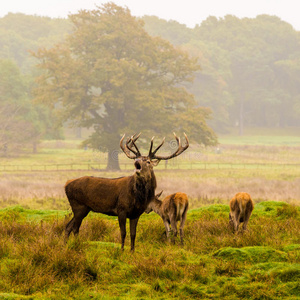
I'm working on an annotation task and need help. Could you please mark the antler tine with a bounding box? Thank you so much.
[149,137,165,158]
[151,132,189,161]
[120,134,136,159]
[126,132,141,157]
[131,132,141,143]
[148,136,155,157]
[182,133,189,151]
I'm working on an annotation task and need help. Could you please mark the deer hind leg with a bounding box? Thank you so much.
[66,202,90,239]
[65,217,75,241]
[242,209,252,231]
[179,207,188,245]
[170,217,178,245]
[72,205,90,236]
[242,201,254,231]
[229,213,235,232]
[233,211,241,233]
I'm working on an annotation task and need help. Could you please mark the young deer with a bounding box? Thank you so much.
[145,191,189,244]
[229,192,254,232]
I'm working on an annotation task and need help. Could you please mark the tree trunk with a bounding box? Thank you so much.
[106,148,120,171]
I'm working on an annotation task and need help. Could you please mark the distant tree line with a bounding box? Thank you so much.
[0,13,69,155]
[144,15,300,133]
[0,5,299,159]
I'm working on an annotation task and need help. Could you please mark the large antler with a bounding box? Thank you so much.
[149,132,189,161]
[148,136,165,158]
[120,133,142,159]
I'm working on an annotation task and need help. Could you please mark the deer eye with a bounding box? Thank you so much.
[147,161,151,164]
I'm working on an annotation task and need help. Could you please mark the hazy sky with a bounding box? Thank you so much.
[1,0,299,30]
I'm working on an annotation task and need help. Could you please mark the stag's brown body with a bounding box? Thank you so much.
[145,192,189,244]
[65,175,156,217]
[65,133,189,251]
[229,192,254,232]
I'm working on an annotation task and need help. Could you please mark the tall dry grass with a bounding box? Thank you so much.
[0,168,299,210]
[0,142,299,209]
[156,171,300,207]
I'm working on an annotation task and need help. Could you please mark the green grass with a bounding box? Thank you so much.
[0,202,299,299]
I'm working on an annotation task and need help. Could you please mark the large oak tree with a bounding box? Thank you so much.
[33,3,217,169]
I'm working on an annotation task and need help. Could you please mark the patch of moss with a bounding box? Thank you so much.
[248,262,300,283]
[253,201,287,217]
[213,246,287,263]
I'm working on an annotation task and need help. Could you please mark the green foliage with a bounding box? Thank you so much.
[0,13,72,73]
[0,59,36,154]
[144,14,300,132]
[33,3,217,169]
[142,15,193,45]
[0,59,61,155]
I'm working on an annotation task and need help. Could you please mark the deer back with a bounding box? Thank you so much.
[65,176,134,214]
[230,192,254,215]
[161,192,189,221]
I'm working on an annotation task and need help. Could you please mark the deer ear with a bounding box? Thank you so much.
[151,159,161,166]
[156,190,163,198]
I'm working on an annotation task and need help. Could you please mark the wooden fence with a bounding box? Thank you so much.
[0,162,299,172]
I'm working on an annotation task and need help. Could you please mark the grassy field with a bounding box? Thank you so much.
[0,130,299,299]
[0,202,299,299]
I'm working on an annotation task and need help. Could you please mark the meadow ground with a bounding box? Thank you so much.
[0,130,299,299]
[0,202,299,299]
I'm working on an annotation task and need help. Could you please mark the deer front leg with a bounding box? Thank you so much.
[118,213,127,250]
[129,217,139,252]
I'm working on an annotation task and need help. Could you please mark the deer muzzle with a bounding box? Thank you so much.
[134,159,142,174]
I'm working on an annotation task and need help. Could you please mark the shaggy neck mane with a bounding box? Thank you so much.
[133,171,157,205]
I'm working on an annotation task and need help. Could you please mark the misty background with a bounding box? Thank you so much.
[1,3,300,157]
[0,2,299,216]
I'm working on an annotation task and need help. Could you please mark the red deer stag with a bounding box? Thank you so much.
[229,192,254,232]
[64,133,189,251]
[145,191,189,244]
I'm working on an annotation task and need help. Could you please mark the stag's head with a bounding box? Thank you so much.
[120,132,189,179]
